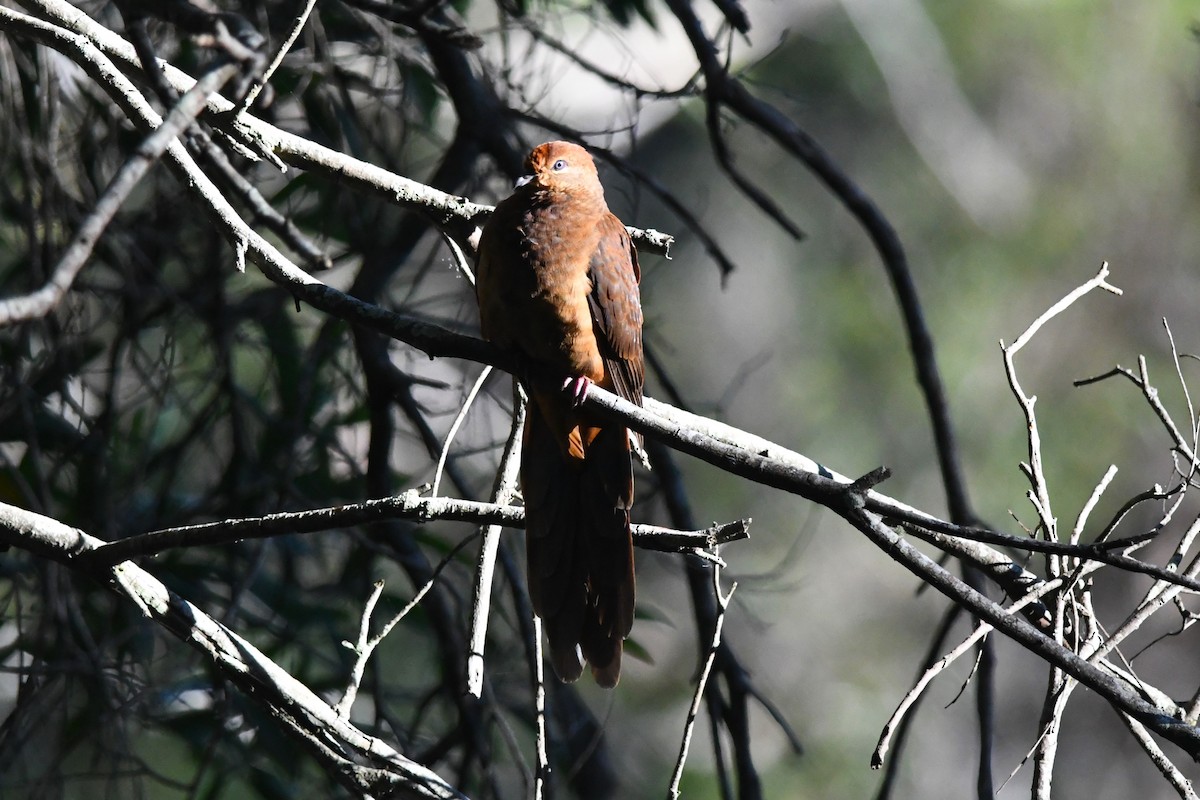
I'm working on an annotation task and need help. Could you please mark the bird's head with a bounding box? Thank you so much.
[516,141,603,199]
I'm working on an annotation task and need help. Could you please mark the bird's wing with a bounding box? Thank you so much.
[587,213,645,406]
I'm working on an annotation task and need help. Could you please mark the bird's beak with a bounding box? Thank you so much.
[515,174,534,188]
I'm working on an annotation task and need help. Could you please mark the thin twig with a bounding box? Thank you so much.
[432,365,492,497]
[1164,319,1200,476]
[1088,513,1200,666]
[532,615,549,800]
[466,383,525,698]
[1002,264,1123,543]
[335,533,480,718]
[1005,262,1123,356]
[239,0,317,111]
[873,602,963,799]
[703,96,804,239]
[1072,465,1118,546]
[1032,592,1072,797]
[873,576,1066,768]
[334,579,386,718]
[669,559,736,799]
[1077,360,1198,466]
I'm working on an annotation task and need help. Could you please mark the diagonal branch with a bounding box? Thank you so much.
[661,0,973,525]
[0,502,467,800]
[9,0,675,257]
[835,500,1200,759]
[0,57,242,324]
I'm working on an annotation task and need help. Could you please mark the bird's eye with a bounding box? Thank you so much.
[552,159,567,171]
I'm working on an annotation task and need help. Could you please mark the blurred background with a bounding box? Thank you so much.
[522,3,1200,796]
[2,1,1200,798]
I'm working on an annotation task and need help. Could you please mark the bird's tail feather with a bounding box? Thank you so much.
[522,403,635,687]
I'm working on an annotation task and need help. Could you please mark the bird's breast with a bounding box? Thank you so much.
[505,204,604,377]
[478,192,609,381]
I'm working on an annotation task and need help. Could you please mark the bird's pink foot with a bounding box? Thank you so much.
[562,376,593,407]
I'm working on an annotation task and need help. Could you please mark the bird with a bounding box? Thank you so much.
[475,141,644,687]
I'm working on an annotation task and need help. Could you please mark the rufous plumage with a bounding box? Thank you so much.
[476,141,644,686]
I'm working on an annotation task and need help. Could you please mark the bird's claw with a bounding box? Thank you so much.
[562,376,593,407]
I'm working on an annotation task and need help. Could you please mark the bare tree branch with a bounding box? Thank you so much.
[0,55,242,324]
[79,490,751,567]
[669,560,736,799]
[0,502,467,800]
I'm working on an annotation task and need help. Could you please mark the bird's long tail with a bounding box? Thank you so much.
[522,401,635,687]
